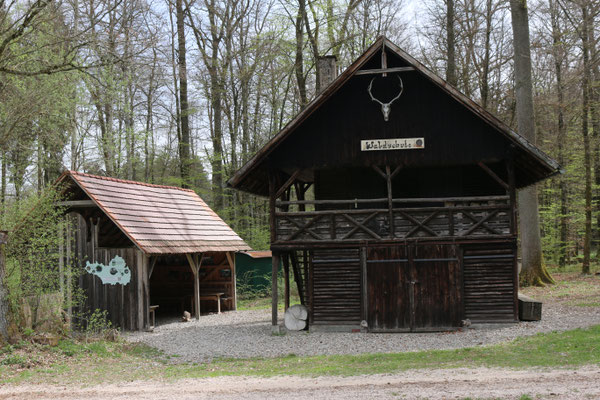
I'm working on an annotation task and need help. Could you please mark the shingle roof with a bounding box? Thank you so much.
[59,171,250,255]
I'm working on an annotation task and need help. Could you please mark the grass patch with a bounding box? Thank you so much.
[521,272,600,307]
[1,325,599,386]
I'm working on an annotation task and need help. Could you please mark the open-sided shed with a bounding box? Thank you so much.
[228,37,561,333]
[57,171,250,331]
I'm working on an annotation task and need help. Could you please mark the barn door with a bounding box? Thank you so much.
[366,244,462,332]
[366,246,411,331]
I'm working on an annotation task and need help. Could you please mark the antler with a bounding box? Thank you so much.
[367,78,384,106]
[367,76,404,122]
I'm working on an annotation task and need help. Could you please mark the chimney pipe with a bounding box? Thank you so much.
[318,55,337,92]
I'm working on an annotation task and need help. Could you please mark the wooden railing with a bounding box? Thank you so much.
[274,196,513,244]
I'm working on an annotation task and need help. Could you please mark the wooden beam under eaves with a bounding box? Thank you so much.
[56,200,97,208]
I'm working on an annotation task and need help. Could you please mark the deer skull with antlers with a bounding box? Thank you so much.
[368,75,404,122]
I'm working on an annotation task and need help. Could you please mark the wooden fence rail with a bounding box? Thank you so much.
[274,196,512,244]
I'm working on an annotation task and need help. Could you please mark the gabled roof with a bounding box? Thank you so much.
[58,171,250,255]
[228,36,561,195]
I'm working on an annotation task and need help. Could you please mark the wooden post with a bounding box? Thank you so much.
[186,253,201,320]
[271,251,280,333]
[507,157,517,236]
[283,254,290,310]
[386,166,394,238]
[269,172,277,244]
[225,252,237,310]
[137,250,144,331]
[360,246,367,325]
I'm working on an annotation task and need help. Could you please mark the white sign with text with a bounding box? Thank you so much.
[360,138,425,151]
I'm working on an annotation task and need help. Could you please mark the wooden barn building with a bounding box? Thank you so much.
[228,37,561,332]
[57,171,249,331]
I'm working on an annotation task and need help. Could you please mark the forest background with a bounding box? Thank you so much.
[0,0,599,272]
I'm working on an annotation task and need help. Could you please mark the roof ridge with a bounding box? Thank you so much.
[69,171,196,193]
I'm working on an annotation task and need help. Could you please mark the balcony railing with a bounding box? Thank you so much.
[274,196,512,244]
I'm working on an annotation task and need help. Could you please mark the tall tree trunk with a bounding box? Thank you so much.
[480,0,492,108]
[550,0,568,268]
[176,0,191,189]
[0,232,8,341]
[589,10,600,261]
[580,4,592,275]
[509,0,554,286]
[294,0,308,109]
[446,0,457,86]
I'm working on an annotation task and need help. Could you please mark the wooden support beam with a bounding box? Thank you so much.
[354,66,415,75]
[372,165,387,180]
[507,157,517,236]
[225,251,237,310]
[342,212,381,240]
[285,214,324,241]
[271,252,281,333]
[386,166,394,239]
[57,200,97,208]
[290,252,305,305]
[148,256,158,279]
[283,254,290,311]
[186,253,203,320]
[341,213,382,240]
[478,162,509,190]
[275,170,301,200]
[360,247,367,324]
[269,173,277,244]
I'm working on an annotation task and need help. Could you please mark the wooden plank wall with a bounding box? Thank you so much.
[74,215,149,331]
[311,248,362,326]
[462,242,517,323]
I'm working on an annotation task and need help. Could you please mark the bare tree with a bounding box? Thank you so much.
[510,0,554,285]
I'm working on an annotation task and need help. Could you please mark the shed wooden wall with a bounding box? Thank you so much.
[73,214,150,331]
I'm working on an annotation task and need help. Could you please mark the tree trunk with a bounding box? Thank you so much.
[176,0,191,189]
[550,0,568,268]
[294,0,308,109]
[580,4,592,275]
[446,0,457,86]
[0,232,9,341]
[509,0,553,286]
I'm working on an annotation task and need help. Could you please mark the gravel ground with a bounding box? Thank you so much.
[126,303,600,362]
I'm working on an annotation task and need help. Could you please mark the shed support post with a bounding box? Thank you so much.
[283,254,290,311]
[271,251,280,333]
[186,253,202,320]
[225,252,237,310]
[507,156,517,236]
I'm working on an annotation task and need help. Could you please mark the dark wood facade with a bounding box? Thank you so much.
[228,37,560,332]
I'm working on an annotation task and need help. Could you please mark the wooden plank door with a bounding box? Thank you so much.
[366,244,462,331]
[412,244,462,330]
[366,246,411,331]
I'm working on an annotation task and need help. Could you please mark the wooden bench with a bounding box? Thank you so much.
[198,292,225,314]
[149,305,159,329]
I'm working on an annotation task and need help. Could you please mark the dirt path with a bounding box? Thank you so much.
[1,366,599,399]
